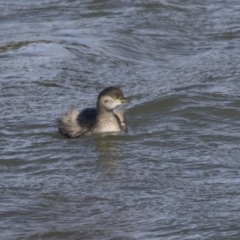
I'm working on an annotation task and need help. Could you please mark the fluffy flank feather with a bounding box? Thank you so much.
[58,109,83,138]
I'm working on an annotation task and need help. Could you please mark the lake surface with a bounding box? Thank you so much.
[1,1,240,239]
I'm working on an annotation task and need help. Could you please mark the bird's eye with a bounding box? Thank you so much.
[104,100,108,103]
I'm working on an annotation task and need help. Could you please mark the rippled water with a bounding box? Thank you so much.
[1,1,240,239]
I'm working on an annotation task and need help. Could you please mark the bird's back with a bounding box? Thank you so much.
[58,108,97,138]
[77,108,97,129]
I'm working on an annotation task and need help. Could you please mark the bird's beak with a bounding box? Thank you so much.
[120,97,130,103]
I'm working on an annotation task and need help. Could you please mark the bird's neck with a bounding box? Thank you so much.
[96,104,114,117]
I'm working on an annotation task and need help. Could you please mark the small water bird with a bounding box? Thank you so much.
[58,87,129,138]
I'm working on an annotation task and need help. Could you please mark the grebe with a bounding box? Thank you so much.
[58,87,129,138]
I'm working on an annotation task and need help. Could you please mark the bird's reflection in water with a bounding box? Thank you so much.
[95,133,120,166]
[94,133,124,182]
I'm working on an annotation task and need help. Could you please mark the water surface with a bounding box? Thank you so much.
[1,1,240,239]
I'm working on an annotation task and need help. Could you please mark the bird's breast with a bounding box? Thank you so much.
[94,119,121,133]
